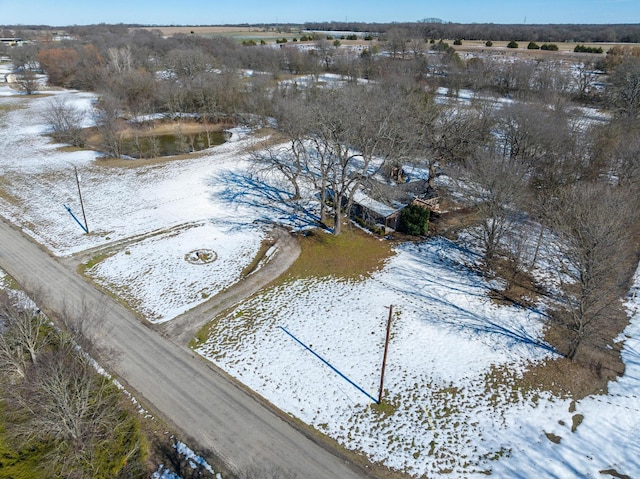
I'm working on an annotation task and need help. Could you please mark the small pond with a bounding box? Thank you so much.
[121,130,229,158]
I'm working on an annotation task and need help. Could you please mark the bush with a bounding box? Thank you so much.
[507,40,519,48]
[276,38,288,44]
[527,41,540,49]
[485,40,493,47]
[398,204,430,236]
[431,39,450,52]
[453,39,462,45]
[574,44,603,54]
[541,43,559,51]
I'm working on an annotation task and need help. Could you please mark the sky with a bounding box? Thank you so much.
[0,0,637,26]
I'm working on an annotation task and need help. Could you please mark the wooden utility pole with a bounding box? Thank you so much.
[378,304,393,404]
[74,166,89,233]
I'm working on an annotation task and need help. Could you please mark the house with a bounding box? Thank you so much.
[351,189,402,232]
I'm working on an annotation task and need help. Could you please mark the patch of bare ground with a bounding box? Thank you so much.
[429,204,479,238]
[486,256,542,309]
[600,468,631,479]
[0,181,22,207]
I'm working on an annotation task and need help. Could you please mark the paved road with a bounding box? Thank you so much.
[0,217,370,479]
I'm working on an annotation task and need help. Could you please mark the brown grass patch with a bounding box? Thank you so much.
[136,26,258,36]
[284,225,394,281]
[486,256,544,308]
[430,205,479,238]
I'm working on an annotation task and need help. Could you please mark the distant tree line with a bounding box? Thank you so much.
[303,21,640,43]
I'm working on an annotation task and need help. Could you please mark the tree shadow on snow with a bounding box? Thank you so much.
[210,170,327,232]
[386,240,559,356]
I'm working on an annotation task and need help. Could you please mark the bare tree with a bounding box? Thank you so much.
[410,100,494,192]
[571,60,599,101]
[608,56,640,118]
[46,96,87,147]
[93,93,124,158]
[16,68,39,95]
[545,183,638,359]
[454,152,529,262]
[0,298,144,478]
[305,84,410,234]
[251,140,306,201]
[592,119,640,187]
[0,301,51,380]
[386,27,409,58]
[7,344,139,477]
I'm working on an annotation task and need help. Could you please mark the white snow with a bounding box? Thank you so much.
[1,79,638,478]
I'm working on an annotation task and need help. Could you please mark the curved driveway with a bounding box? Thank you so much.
[0,217,370,479]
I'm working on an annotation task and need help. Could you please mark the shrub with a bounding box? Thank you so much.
[507,40,519,48]
[541,43,559,51]
[364,34,374,41]
[431,39,450,52]
[398,204,430,236]
[453,39,462,45]
[275,37,288,44]
[527,41,540,49]
[574,44,603,54]
[242,39,257,46]
[485,40,493,47]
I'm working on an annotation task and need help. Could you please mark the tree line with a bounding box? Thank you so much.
[303,21,640,43]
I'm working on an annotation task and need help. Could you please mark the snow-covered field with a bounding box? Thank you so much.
[1,71,639,478]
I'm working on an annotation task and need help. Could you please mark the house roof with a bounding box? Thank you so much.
[352,190,399,218]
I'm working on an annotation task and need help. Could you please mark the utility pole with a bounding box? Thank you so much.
[74,166,89,233]
[378,304,393,404]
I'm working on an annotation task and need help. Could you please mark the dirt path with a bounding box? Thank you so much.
[155,226,300,344]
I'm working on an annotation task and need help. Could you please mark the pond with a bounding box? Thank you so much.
[121,130,229,158]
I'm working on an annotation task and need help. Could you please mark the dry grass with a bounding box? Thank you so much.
[283,225,395,281]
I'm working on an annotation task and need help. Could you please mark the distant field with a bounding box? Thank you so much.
[135,26,640,55]
[452,39,633,53]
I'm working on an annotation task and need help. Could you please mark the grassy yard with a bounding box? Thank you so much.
[284,226,395,281]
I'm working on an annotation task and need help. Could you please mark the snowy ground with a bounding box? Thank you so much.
[1,73,639,478]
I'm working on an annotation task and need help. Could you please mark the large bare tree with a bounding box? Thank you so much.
[545,183,638,359]
[454,152,529,262]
